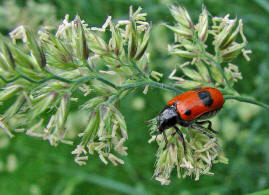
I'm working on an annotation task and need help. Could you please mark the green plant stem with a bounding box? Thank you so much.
[3,72,268,110]
[96,76,118,89]
[120,80,183,93]
[0,74,72,84]
[130,60,149,78]
[224,95,269,110]
[0,72,117,90]
[74,74,117,89]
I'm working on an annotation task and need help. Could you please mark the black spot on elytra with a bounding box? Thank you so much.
[198,91,214,107]
[184,109,191,116]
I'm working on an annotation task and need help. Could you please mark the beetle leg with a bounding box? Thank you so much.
[190,124,214,138]
[173,126,187,155]
[195,120,219,134]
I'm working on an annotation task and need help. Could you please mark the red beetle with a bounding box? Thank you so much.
[157,87,225,154]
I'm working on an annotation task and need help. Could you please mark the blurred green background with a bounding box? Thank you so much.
[0,0,269,194]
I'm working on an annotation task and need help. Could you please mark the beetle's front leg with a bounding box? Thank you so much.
[173,126,187,155]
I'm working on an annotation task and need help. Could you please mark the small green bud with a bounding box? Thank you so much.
[81,96,106,110]
[54,93,70,139]
[214,19,237,48]
[169,49,197,59]
[0,85,23,102]
[87,31,108,55]
[97,105,111,138]
[8,43,36,70]
[170,6,193,29]
[0,41,15,71]
[135,26,150,60]
[3,94,25,120]
[128,20,138,58]
[220,42,246,61]
[38,82,69,94]
[10,26,46,70]
[165,24,192,38]
[211,65,224,85]
[75,16,89,61]
[0,119,14,138]
[81,111,100,146]
[195,60,210,82]
[180,66,203,81]
[196,6,208,42]
[175,79,202,89]
[29,92,58,120]
[109,22,123,57]
[219,21,240,49]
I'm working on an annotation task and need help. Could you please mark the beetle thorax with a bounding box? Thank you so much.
[157,105,179,132]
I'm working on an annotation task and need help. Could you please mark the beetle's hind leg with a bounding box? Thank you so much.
[190,124,214,138]
[173,126,187,155]
[195,120,219,134]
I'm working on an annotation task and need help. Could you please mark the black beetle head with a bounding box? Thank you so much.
[157,105,179,132]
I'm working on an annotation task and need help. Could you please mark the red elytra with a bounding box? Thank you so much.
[167,87,224,121]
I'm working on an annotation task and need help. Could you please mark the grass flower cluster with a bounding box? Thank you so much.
[0,6,152,165]
[149,118,228,185]
[0,4,268,185]
[148,5,268,185]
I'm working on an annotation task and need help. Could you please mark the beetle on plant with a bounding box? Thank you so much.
[157,87,224,154]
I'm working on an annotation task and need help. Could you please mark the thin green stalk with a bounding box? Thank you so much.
[48,75,74,83]
[95,76,118,89]
[75,73,118,89]
[1,72,117,90]
[120,80,184,93]
[73,75,96,85]
[130,60,148,78]
[224,95,269,110]
[0,74,72,84]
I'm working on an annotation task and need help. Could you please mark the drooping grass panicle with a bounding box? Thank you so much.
[166,5,250,91]
[0,7,150,166]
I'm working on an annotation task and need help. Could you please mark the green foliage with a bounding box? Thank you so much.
[0,0,57,32]
[0,0,269,194]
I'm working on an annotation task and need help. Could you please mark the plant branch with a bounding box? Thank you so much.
[120,80,184,93]
[0,74,72,84]
[224,95,269,110]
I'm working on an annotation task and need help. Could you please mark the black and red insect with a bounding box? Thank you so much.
[156,87,225,154]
